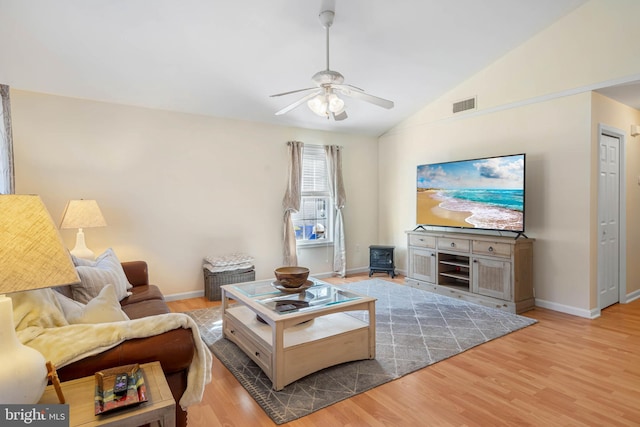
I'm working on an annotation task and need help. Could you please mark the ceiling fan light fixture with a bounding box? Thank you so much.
[327,93,344,113]
[308,94,329,116]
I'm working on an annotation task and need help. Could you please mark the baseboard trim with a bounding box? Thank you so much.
[165,290,204,302]
[536,288,640,317]
[534,298,598,319]
[624,288,640,303]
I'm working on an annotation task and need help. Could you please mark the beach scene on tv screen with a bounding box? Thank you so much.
[416,155,524,231]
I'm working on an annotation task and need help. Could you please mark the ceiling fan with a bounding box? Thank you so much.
[270,0,394,121]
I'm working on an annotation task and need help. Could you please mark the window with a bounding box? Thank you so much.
[291,145,332,246]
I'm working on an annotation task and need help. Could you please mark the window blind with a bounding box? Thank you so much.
[301,144,328,193]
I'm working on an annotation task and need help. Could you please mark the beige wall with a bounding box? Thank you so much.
[380,93,593,313]
[11,90,379,297]
[392,0,640,133]
[379,0,640,317]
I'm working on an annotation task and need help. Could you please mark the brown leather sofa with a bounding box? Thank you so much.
[55,261,195,427]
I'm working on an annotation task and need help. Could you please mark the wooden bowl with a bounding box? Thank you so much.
[274,266,310,288]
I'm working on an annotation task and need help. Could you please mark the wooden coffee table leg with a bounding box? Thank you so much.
[368,301,376,358]
[273,322,286,391]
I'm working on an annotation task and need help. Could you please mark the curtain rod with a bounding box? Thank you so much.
[286,141,343,149]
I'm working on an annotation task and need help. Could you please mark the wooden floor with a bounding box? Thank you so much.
[167,273,640,426]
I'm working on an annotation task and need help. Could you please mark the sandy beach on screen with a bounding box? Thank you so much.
[417,190,472,227]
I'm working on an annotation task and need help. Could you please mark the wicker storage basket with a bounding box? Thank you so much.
[203,266,255,301]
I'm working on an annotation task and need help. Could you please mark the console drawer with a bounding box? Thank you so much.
[438,237,470,253]
[472,240,512,258]
[224,313,272,377]
[409,234,436,248]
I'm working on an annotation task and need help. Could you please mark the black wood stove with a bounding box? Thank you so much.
[369,245,396,278]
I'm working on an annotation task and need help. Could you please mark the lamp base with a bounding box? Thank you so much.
[0,296,48,404]
[70,228,96,260]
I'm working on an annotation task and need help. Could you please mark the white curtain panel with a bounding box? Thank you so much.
[325,145,346,277]
[282,141,303,266]
[0,84,14,195]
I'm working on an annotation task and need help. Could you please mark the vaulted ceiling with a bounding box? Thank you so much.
[0,0,600,136]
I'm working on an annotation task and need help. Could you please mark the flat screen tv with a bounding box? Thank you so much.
[416,153,525,233]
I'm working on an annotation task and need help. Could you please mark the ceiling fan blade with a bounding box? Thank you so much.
[344,83,365,92]
[334,84,394,109]
[275,90,322,115]
[332,110,348,121]
[270,87,317,97]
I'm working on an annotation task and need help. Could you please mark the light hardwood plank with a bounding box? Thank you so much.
[167,272,640,426]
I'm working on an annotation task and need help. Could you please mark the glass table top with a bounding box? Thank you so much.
[229,278,363,315]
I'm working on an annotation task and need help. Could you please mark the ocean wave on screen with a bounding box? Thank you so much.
[436,192,523,230]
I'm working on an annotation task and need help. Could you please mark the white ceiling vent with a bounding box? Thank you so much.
[453,96,476,113]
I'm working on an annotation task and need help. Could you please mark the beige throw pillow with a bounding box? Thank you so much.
[71,248,133,303]
[56,284,130,324]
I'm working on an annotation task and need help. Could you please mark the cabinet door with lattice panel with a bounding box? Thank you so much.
[409,247,436,283]
[471,257,511,300]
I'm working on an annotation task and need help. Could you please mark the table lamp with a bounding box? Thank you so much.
[59,199,107,260]
[0,195,80,403]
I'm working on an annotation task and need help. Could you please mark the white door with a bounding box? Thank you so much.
[598,133,620,309]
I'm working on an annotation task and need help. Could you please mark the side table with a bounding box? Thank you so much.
[39,361,175,427]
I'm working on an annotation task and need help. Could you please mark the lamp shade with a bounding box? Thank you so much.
[59,199,107,260]
[59,199,107,229]
[0,195,80,404]
[1,195,80,292]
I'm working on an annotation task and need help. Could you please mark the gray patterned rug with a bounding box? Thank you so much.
[186,279,536,424]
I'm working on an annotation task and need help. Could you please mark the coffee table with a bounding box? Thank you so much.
[221,278,376,391]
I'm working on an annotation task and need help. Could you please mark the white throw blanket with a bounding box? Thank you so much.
[11,288,212,410]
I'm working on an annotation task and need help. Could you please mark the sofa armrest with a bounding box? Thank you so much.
[56,328,195,380]
[121,261,149,287]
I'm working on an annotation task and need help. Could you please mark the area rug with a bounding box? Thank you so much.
[186,279,536,424]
